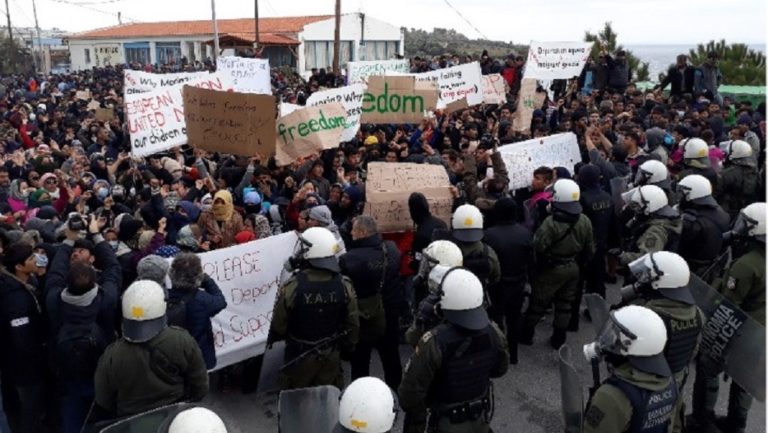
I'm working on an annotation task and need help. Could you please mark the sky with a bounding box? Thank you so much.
[5,0,767,45]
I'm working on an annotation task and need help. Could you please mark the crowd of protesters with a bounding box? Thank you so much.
[0,45,765,433]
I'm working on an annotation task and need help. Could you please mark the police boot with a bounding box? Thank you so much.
[549,328,566,350]
[685,412,719,433]
[519,324,535,346]
[714,416,746,433]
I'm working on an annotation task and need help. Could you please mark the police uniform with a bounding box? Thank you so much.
[523,212,595,343]
[641,297,703,433]
[269,267,360,390]
[584,362,678,433]
[399,322,509,433]
[715,163,759,219]
[455,240,501,291]
[692,241,765,431]
[678,203,730,279]
[618,211,682,266]
[405,292,441,348]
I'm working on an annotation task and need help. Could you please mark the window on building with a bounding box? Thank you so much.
[360,41,399,61]
[156,42,182,65]
[84,48,91,64]
[304,41,352,70]
[125,43,151,65]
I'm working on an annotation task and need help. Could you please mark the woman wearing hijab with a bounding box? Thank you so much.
[197,190,245,249]
[7,179,30,218]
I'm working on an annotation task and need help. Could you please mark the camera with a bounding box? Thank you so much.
[67,213,88,231]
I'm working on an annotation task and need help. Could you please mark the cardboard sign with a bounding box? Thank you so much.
[94,108,114,122]
[364,162,453,233]
[483,74,507,104]
[188,232,298,370]
[86,100,101,111]
[524,41,593,80]
[280,102,301,117]
[126,74,234,157]
[512,79,547,132]
[123,70,213,95]
[275,103,347,166]
[75,90,91,100]
[497,133,582,190]
[444,98,469,114]
[360,76,438,124]
[306,83,367,143]
[183,86,276,157]
[347,59,410,84]
[414,62,484,108]
[216,56,272,95]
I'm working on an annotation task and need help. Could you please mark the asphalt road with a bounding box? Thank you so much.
[203,280,766,433]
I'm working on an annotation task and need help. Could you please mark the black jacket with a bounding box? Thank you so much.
[408,193,447,271]
[484,222,533,282]
[659,65,696,97]
[340,234,404,310]
[0,272,47,386]
[580,187,614,251]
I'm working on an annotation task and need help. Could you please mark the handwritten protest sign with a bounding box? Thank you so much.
[216,56,271,95]
[347,59,410,84]
[183,86,276,156]
[361,76,438,124]
[483,74,507,104]
[126,74,234,157]
[306,83,367,142]
[364,162,453,233]
[512,79,546,131]
[123,70,213,95]
[275,103,347,166]
[185,232,298,370]
[498,133,582,190]
[280,102,301,117]
[94,108,114,122]
[444,98,469,114]
[414,62,484,108]
[523,41,593,80]
[75,90,91,100]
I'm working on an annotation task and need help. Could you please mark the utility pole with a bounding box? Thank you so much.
[332,0,340,75]
[31,0,43,73]
[253,0,259,52]
[4,0,14,70]
[210,0,220,64]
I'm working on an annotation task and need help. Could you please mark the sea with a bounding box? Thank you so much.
[626,44,766,83]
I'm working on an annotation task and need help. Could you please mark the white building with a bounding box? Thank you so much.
[67,14,404,75]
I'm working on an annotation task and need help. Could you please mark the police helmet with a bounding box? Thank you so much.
[168,407,227,433]
[677,174,717,207]
[628,252,694,304]
[438,268,488,330]
[298,227,341,272]
[121,280,167,343]
[551,179,582,214]
[451,204,484,242]
[339,377,397,433]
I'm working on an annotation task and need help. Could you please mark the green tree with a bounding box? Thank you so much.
[0,33,33,74]
[688,40,766,86]
[584,22,650,81]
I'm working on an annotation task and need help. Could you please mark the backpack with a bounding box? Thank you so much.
[55,321,108,380]
[167,292,196,329]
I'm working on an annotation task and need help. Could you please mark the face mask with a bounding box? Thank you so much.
[202,203,213,212]
[34,253,48,268]
[109,240,119,250]
[97,187,109,201]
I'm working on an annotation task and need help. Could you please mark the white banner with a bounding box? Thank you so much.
[201,232,298,370]
[498,133,582,190]
[126,74,234,157]
[279,102,302,118]
[523,41,593,80]
[413,62,484,108]
[123,70,213,95]
[306,83,367,142]
[216,56,272,95]
[347,59,410,84]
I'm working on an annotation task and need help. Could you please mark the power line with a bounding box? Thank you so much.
[9,0,36,26]
[45,0,138,22]
[441,0,489,41]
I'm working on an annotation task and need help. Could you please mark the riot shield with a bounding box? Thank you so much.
[689,275,766,402]
[559,345,583,433]
[278,385,341,433]
[610,176,629,215]
[257,340,286,394]
[98,403,191,433]
[583,294,611,334]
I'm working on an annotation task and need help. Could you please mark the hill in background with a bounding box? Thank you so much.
[404,27,527,59]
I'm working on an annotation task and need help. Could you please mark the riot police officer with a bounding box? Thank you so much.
[521,179,595,349]
[399,268,509,433]
[582,305,678,433]
[611,185,682,267]
[337,377,397,433]
[676,138,717,188]
[166,407,228,433]
[691,202,766,433]
[406,240,463,347]
[633,159,675,204]
[449,204,501,293]
[676,175,730,280]
[622,252,703,433]
[268,227,360,390]
[715,139,759,219]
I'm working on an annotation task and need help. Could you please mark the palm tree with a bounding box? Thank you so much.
[688,40,765,86]
[584,22,650,81]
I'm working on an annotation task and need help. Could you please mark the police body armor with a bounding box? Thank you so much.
[658,310,703,374]
[720,164,759,217]
[624,214,680,254]
[604,376,677,433]
[462,244,492,287]
[679,210,724,266]
[429,323,498,423]
[288,272,347,346]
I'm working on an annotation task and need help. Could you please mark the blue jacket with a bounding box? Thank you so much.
[168,275,227,369]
